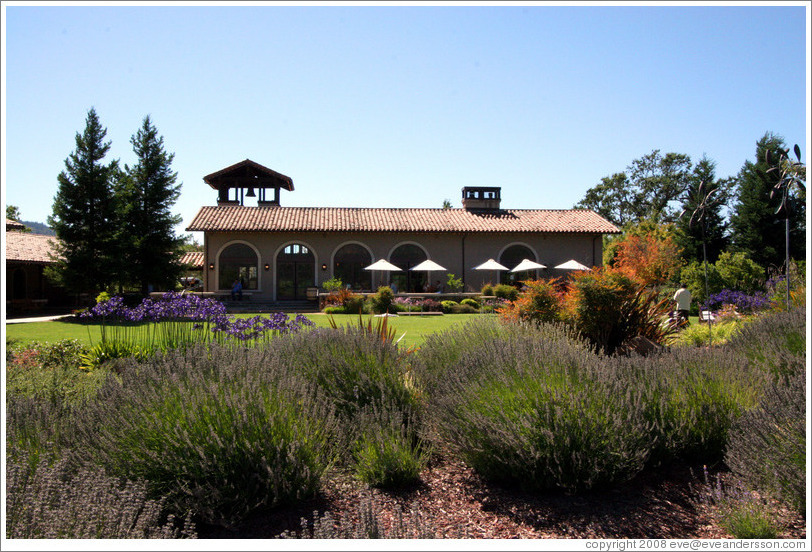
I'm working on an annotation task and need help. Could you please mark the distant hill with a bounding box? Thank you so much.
[21,220,56,236]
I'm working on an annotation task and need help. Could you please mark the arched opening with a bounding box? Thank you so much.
[218,243,259,290]
[499,244,537,285]
[389,244,427,293]
[277,243,315,300]
[333,243,372,291]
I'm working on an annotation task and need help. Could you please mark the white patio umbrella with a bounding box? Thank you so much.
[409,259,447,292]
[410,259,447,272]
[510,259,547,272]
[473,258,509,285]
[364,259,402,289]
[554,259,590,271]
[410,259,447,291]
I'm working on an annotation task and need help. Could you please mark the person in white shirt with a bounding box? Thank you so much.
[673,283,692,324]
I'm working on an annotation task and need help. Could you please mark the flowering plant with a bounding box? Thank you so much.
[703,289,771,314]
[79,292,314,356]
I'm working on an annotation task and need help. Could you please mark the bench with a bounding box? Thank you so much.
[699,310,716,322]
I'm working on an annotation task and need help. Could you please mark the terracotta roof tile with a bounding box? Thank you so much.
[5,232,61,263]
[187,206,620,234]
[6,218,25,231]
[179,251,204,268]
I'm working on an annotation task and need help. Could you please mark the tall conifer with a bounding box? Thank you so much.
[48,108,120,295]
[729,133,805,271]
[117,116,183,294]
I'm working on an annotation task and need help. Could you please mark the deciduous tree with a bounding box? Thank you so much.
[575,150,692,226]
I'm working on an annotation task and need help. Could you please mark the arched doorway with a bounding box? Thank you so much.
[333,243,372,290]
[499,244,537,285]
[218,243,259,290]
[277,243,315,300]
[389,244,428,293]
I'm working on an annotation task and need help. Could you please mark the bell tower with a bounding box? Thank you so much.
[203,159,294,206]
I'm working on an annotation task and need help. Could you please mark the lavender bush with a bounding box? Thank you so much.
[6,451,196,539]
[73,344,338,528]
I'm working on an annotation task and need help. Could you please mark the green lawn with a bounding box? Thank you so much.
[5,313,484,350]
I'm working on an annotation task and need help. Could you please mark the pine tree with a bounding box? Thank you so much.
[48,108,120,295]
[117,116,183,294]
[675,156,730,264]
[729,132,805,271]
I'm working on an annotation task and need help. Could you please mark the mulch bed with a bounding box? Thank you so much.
[197,455,806,540]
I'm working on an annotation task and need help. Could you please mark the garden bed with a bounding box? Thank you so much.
[198,456,806,539]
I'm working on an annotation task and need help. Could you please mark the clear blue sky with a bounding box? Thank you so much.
[2,2,809,243]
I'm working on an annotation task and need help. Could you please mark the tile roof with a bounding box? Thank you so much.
[187,206,621,234]
[179,251,204,268]
[5,231,61,264]
[6,218,25,231]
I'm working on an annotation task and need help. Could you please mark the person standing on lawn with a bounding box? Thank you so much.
[673,283,691,324]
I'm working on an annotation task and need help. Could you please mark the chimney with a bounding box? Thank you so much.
[462,187,501,210]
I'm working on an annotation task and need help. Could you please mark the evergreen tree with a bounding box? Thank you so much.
[117,115,183,294]
[729,132,805,271]
[48,108,120,295]
[675,156,730,264]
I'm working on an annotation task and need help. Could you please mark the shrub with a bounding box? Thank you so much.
[279,497,443,538]
[725,372,806,513]
[322,277,344,293]
[492,283,519,301]
[693,469,782,539]
[5,450,196,539]
[344,293,367,314]
[726,308,806,378]
[353,403,429,489]
[370,286,395,314]
[446,273,464,293]
[73,345,338,528]
[497,278,560,325]
[480,284,494,297]
[680,261,724,306]
[561,269,677,355]
[450,304,478,314]
[670,318,746,348]
[440,300,459,313]
[420,321,652,492]
[6,349,109,406]
[80,340,146,371]
[460,298,480,309]
[420,298,442,312]
[267,326,419,429]
[619,347,766,464]
[766,262,806,311]
[324,305,347,315]
[715,251,765,295]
